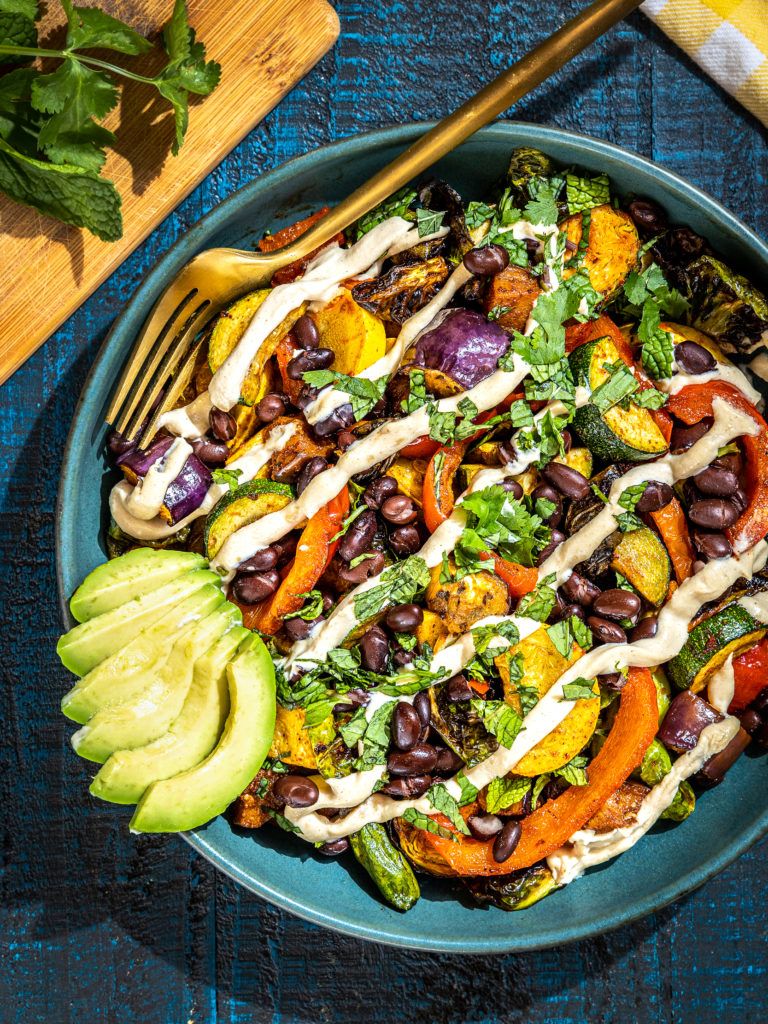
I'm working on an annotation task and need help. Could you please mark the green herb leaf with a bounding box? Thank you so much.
[416,206,444,237]
[401,807,457,842]
[590,359,639,414]
[616,511,644,532]
[487,304,512,322]
[211,467,243,492]
[523,185,559,226]
[339,705,368,748]
[356,186,416,238]
[401,368,428,413]
[283,589,325,622]
[62,0,151,54]
[302,368,388,421]
[566,172,610,214]
[633,387,667,410]
[554,754,589,787]
[427,782,470,835]
[639,298,674,379]
[561,678,598,701]
[353,556,431,624]
[267,810,303,835]
[354,700,396,770]
[455,771,479,807]
[530,774,550,810]
[618,482,649,512]
[465,199,496,231]
[485,775,531,814]
[471,698,523,748]
[516,573,557,622]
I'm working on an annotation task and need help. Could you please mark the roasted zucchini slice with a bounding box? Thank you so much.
[203,480,293,559]
[570,335,669,462]
[611,527,671,606]
[667,601,768,692]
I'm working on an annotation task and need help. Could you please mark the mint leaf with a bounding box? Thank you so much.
[211,467,243,492]
[353,556,431,624]
[339,705,368,748]
[561,678,598,701]
[0,136,122,239]
[589,359,639,414]
[356,185,416,238]
[455,771,479,807]
[401,369,428,413]
[517,573,557,622]
[268,810,303,835]
[416,207,444,237]
[471,698,523,748]
[566,172,610,214]
[401,807,457,842]
[616,511,644,533]
[427,782,470,835]
[303,368,388,421]
[465,200,495,231]
[485,775,530,814]
[639,298,675,379]
[283,589,325,622]
[618,482,649,512]
[633,386,667,409]
[554,754,589,787]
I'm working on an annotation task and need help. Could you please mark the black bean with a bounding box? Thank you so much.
[296,456,329,496]
[501,479,524,499]
[754,722,768,750]
[338,551,386,586]
[588,616,628,644]
[669,225,707,259]
[255,393,286,423]
[713,452,742,474]
[556,602,585,622]
[294,386,319,411]
[359,625,389,673]
[284,617,312,641]
[492,820,522,862]
[387,743,438,776]
[392,647,414,668]
[636,480,675,513]
[386,603,423,633]
[191,438,228,466]
[561,570,600,608]
[287,347,334,380]
[537,529,565,565]
[338,508,377,563]
[593,588,641,622]
[238,547,279,573]
[447,674,473,702]
[381,775,432,799]
[413,691,431,729]
[389,524,421,557]
[318,837,349,857]
[337,430,357,450]
[689,498,740,530]
[209,408,237,442]
[313,403,355,439]
[671,418,712,452]
[274,774,319,806]
[499,441,518,466]
[293,313,320,349]
[381,494,418,524]
[674,340,716,375]
[363,475,399,509]
[732,487,748,513]
[467,812,504,841]
[542,461,591,499]
[739,708,763,735]
[562,430,573,453]
[107,429,136,458]
[274,775,319,809]
[693,530,732,560]
[272,534,298,566]
[627,197,668,235]
[532,483,562,527]
[231,570,281,605]
[320,591,335,613]
[599,672,626,692]
[434,747,464,774]
[463,243,510,276]
[631,616,658,642]
[693,465,739,497]
[392,702,422,751]
[752,687,768,714]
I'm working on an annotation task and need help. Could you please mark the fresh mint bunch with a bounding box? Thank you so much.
[0,0,220,239]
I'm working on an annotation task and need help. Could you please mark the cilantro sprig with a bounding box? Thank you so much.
[303,369,389,421]
[0,0,220,239]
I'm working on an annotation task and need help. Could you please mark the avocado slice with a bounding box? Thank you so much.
[61,584,226,724]
[131,633,276,832]
[69,549,207,623]
[57,568,221,676]
[90,625,248,804]
[71,602,240,763]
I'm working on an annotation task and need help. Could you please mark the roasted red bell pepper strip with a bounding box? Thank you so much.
[486,554,538,598]
[400,436,441,460]
[729,636,768,712]
[275,335,303,405]
[400,667,658,876]
[422,441,468,531]
[667,381,768,553]
[242,487,350,634]
[649,497,695,584]
[258,207,346,286]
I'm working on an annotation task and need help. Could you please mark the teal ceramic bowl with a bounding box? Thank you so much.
[56,123,768,952]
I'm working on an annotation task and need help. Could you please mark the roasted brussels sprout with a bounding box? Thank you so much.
[505,147,558,205]
[661,779,696,822]
[351,257,450,325]
[683,256,768,354]
[465,864,559,911]
[429,682,498,766]
[634,738,673,787]
[418,178,474,264]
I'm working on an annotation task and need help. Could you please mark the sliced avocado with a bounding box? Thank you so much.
[61,585,226,724]
[71,602,240,763]
[131,632,276,832]
[70,549,207,623]
[57,568,221,676]
[90,625,247,804]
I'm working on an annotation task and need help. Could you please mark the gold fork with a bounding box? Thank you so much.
[107,0,642,446]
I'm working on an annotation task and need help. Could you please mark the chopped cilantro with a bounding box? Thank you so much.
[517,574,558,622]
[353,556,431,623]
[302,369,388,421]
[355,186,416,238]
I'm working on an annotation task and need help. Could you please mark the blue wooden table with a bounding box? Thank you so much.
[2,2,767,1020]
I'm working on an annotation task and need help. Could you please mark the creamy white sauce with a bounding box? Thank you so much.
[284,540,767,841]
[663,363,761,406]
[110,422,296,542]
[208,218,420,411]
[547,717,740,885]
[123,438,192,521]
[158,390,213,440]
[749,351,768,384]
[305,263,474,425]
[736,590,768,623]
[707,654,735,715]
[211,353,531,577]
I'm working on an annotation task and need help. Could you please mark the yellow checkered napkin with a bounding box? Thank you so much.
[642,0,768,127]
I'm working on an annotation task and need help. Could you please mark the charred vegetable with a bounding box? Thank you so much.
[352,257,450,325]
[681,256,768,354]
[562,204,639,298]
[483,265,540,334]
[312,291,387,375]
[505,147,558,205]
[611,528,671,606]
[204,480,292,559]
[465,864,559,911]
[412,308,511,389]
[586,779,649,831]
[425,561,510,634]
[349,823,420,911]
[429,682,498,766]
[418,178,473,263]
[667,600,768,692]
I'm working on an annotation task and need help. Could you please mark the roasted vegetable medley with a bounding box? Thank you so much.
[57,147,768,913]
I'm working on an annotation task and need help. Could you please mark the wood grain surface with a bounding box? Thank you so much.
[0,0,338,386]
[1,1,767,1021]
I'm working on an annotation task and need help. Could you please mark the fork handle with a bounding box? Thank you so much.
[269,0,642,265]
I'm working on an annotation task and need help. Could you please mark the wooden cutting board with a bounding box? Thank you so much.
[0,0,339,385]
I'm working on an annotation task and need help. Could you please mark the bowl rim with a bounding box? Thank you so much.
[56,120,768,952]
